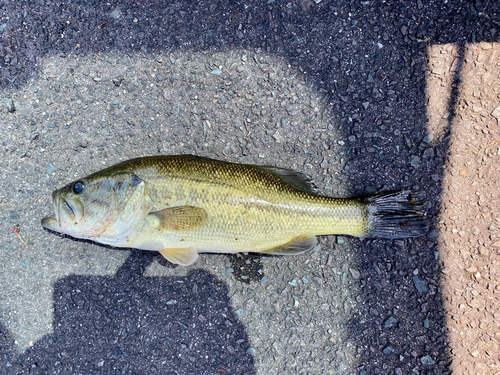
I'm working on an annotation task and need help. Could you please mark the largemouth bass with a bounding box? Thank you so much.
[41,155,427,266]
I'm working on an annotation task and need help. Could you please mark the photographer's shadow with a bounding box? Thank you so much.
[2,252,255,374]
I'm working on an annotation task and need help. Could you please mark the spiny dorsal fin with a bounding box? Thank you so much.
[149,206,208,231]
[252,165,319,194]
[159,247,199,266]
[260,235,318,255]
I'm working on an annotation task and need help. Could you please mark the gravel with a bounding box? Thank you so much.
[412,275,429,293]
[383,317,398,329]
[421,355,436,366]
[383,345,395,356]
[5,98,15,113]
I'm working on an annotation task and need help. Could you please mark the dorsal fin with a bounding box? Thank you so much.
[252,166,319,194]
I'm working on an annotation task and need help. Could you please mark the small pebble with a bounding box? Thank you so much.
[422,134,434,143]
[349,268,361,280]
[109,8,122,19]
[211,69,222,75]
[46,162,57,175]
[6,99,16,113]
[260,276,268,286]
[383,345,395,356]
[423,148,434,159]
[384,317,398,329]
[491,105,500,120]
[412,275,428,293]
[409,155,421,169]
[234,309,245,316]
[420,355,435,366]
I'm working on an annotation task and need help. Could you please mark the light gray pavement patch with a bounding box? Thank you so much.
[0,50,360,373]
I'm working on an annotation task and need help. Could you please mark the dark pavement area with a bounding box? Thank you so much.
[1,253,254,374]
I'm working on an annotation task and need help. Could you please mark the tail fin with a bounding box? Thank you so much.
[365,191,427,239]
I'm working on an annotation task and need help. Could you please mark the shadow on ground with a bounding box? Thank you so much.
[0,252,254,374]
[1,0,499,373]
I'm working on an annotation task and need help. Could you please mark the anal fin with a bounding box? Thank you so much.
[159,247,199,266]
[260,235,318,255]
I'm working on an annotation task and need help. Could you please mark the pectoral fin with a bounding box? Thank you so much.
[149,206,207,231]
[260,235,318,255]
[159,247,199,266]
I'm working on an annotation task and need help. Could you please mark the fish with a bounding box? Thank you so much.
[41,155,427,266]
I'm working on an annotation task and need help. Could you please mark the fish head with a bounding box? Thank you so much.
[42,170,147,243]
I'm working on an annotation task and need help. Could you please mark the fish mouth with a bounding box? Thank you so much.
[41,190,84,233]
[41,190,64,232]
[41,215,61,232]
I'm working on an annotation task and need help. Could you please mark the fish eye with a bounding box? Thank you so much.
[73,181,84,194]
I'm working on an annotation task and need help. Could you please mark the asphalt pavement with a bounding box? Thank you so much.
[1,1,498,374]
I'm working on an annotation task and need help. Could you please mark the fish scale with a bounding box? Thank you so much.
[42,155,427,266]
[129,156,366,247]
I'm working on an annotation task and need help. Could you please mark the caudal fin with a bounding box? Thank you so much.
[365,191,427,239]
